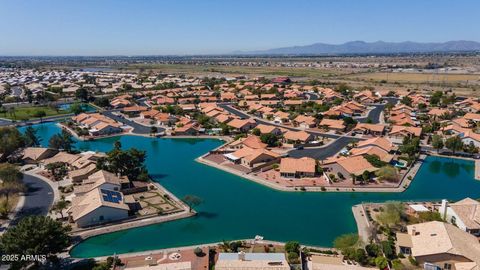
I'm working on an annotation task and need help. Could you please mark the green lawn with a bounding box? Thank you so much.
[0,106,70,121]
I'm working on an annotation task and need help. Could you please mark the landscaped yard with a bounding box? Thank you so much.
[0,105,70,120]
[132,191,181,216]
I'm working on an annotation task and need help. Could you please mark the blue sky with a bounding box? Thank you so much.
[0,0,479,56]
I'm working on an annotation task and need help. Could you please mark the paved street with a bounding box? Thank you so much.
[11,174,54,225]
[289,136,358,159]
[102,110,165,134]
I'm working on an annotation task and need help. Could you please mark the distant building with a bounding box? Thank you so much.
[271,77,291,84]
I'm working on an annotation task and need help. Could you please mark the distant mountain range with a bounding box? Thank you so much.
[235,40,480,55]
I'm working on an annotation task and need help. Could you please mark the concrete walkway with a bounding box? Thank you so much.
[352,204,370,243]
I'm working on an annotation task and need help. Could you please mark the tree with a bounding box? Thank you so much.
[182,195,203,212]
[93,97,110,108]
[150,126,158,136]
[0,163,22,184]
[365,243,381,257]
[364,154,387,168]
[375,165,399,182]
[32,110,47,122]
[342,117,357,130]
[399,137,420,157]
[445,135,464,154]
[377,201,404,226]
[400,96,412,106]
[23,126,42,147]
[375,256,388,270]
[0,127,25,161]
[431,134,444,153]
[0,163,23,210]
[0,181,24,217]
[251,128,261,136]
[49,130,75,153]
[69,102,84,115]
[51,196,69,219]
[0,216,71,269]
[285,241,300,254]
[96,141,149,181]
[353,248,367,265]
[45,162,68,181]
[361,170,370,183]
[260,133,279,147]
[75,88,90,102]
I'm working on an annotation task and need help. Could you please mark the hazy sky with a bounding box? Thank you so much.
[1,0,479,56]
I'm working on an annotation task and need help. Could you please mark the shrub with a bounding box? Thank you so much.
[193,247,203,256]
[408,255,418,266]
[287,252,300,264]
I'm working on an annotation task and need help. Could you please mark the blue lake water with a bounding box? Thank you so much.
[18,123,480,258]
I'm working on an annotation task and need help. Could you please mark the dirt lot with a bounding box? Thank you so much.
[348,72,480,84]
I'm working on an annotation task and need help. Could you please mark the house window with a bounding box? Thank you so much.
[451,216,457,226]
[99,215,104,221]
[444,263,452,270]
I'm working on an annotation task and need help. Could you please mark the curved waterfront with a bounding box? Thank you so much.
[20,123,480,258]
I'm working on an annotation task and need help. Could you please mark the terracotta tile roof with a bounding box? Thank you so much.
[227,119,256,129]
[464,113,480,121]
[294,115,317,125]
[122,106,148,112]
[357,137,396,152]
[230,146,280,162]
[389,125,422,137]
[283,130,313,142]
[255,124,280,134]
[140,109,160,118]
[336,155,378,176]
[230,135,267,149]
[428,108,450,117]
[280,157,316,174]
[319,119,345,130]
[353,123,385,133]
[350,146,393,163]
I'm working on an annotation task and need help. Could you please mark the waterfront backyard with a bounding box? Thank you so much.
[20,123,480,258]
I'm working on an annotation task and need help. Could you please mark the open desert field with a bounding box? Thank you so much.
[347,72,480,84]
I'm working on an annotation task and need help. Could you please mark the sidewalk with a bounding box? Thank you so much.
[352,204,370,243]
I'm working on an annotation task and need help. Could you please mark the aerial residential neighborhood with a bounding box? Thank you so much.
[1,1,480,270]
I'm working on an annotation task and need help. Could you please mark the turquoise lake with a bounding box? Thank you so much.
[19,123,480,258]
